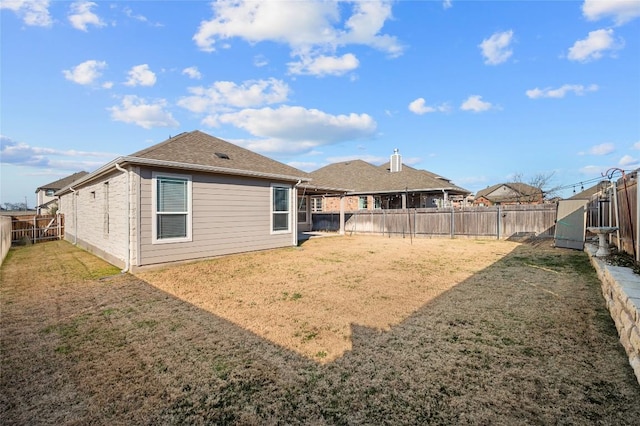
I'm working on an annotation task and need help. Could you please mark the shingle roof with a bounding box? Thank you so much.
[568,182,606,200]
[130,130,307,179]
[56,131,310,196]
[475,182,542,203]
[308,160,470,195]
[35,171,89,192]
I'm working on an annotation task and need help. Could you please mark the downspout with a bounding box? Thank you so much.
[69,187,77,245]
[293,180,302,246]
[115,163,130,273]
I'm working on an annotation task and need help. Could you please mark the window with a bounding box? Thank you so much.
[45,189,55,196]
[297,196,308,223]
[271,185,291,233]
[311,197,323,212]
[358,196,368,210]
[374,196,382,210]
[152,172,192,243]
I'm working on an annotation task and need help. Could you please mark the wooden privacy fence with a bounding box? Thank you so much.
[313,204,557,240]
[10,214,65,244]
[586,174,639,260]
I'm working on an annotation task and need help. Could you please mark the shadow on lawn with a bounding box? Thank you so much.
[2,240,640,425]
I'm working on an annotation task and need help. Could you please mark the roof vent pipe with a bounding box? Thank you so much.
[390,148,402,173]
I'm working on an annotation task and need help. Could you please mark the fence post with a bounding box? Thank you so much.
[33,216,36,243]
[450,207,455,238]
[497,207,501,240]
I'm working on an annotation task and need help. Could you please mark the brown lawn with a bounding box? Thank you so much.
[136,235,519,363]
[1,237,639,425]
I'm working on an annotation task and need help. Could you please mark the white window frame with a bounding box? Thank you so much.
[271,183,292,234]
[358,196,368,210]
[152,172,192,244]
[297,195,309,224]
[311,197,323,212]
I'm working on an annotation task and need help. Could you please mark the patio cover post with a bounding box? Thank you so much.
[339,195,345,235]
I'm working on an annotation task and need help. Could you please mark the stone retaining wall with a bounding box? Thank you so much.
[586,244,640,385]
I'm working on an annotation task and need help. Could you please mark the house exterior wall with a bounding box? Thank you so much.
[36,190,57,214]
[323,195,379,212]
[58,170,130,268]
[36,190,55,208]
[137,167,296,267]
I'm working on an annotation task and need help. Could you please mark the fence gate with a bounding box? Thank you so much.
[554,200,588,250]
[11,214,64,244]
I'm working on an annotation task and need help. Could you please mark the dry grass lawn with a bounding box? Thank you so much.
[2,236,640,425]
[137,236,518,363]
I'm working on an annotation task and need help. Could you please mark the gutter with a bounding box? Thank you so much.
[114,163,130,273]
[56,156,310,196]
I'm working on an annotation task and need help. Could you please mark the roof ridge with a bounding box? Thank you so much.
[129,130,192,157]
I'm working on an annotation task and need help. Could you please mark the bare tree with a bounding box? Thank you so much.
[512,171,561,200]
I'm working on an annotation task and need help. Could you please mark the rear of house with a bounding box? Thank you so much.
[57,131,308,270]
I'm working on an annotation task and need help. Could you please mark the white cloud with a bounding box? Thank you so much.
[589,142,615,155]
[1,135,114,168]
[63,60,107,85]
[460,95,492,112]
[633,141,640,150]
[408,98,450,115]
[254,55,268,67]
[125,64,157,87]
[178,78,290,113]
[193,0,402,76]
[567,29,623,62]
[1,0,52,27]
[582,0,640,25]
[479,30,514,65]
[68,1,105,32]
[619,154,639,167]
[325,154,388,164]
[287,161,321,172]
[108,95,179,129]
[340,1,403,57]
[443,0,453,10]
[215,106,377,154]
[182,66,202,80]
[288,53,359,76]
[580,165,605,175]
[526,84,599,99]
[123,6,147,23]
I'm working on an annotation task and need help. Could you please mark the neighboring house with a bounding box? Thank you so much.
[568,181,609,200]
[35,171,88,214]
[474,182,544,206]
[306,149,471,212]
[56,131,318,271]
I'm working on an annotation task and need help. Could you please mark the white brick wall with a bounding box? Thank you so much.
[58,170,130,267]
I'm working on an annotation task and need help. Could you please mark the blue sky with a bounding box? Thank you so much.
[1,0,639,207]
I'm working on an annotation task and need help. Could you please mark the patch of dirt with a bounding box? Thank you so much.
[2,238,639,425]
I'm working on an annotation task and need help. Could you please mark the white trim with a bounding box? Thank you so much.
[152,171,193,244]
[270,183,292,234]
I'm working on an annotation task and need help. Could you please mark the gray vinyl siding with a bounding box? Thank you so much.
[138,167,294,266]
